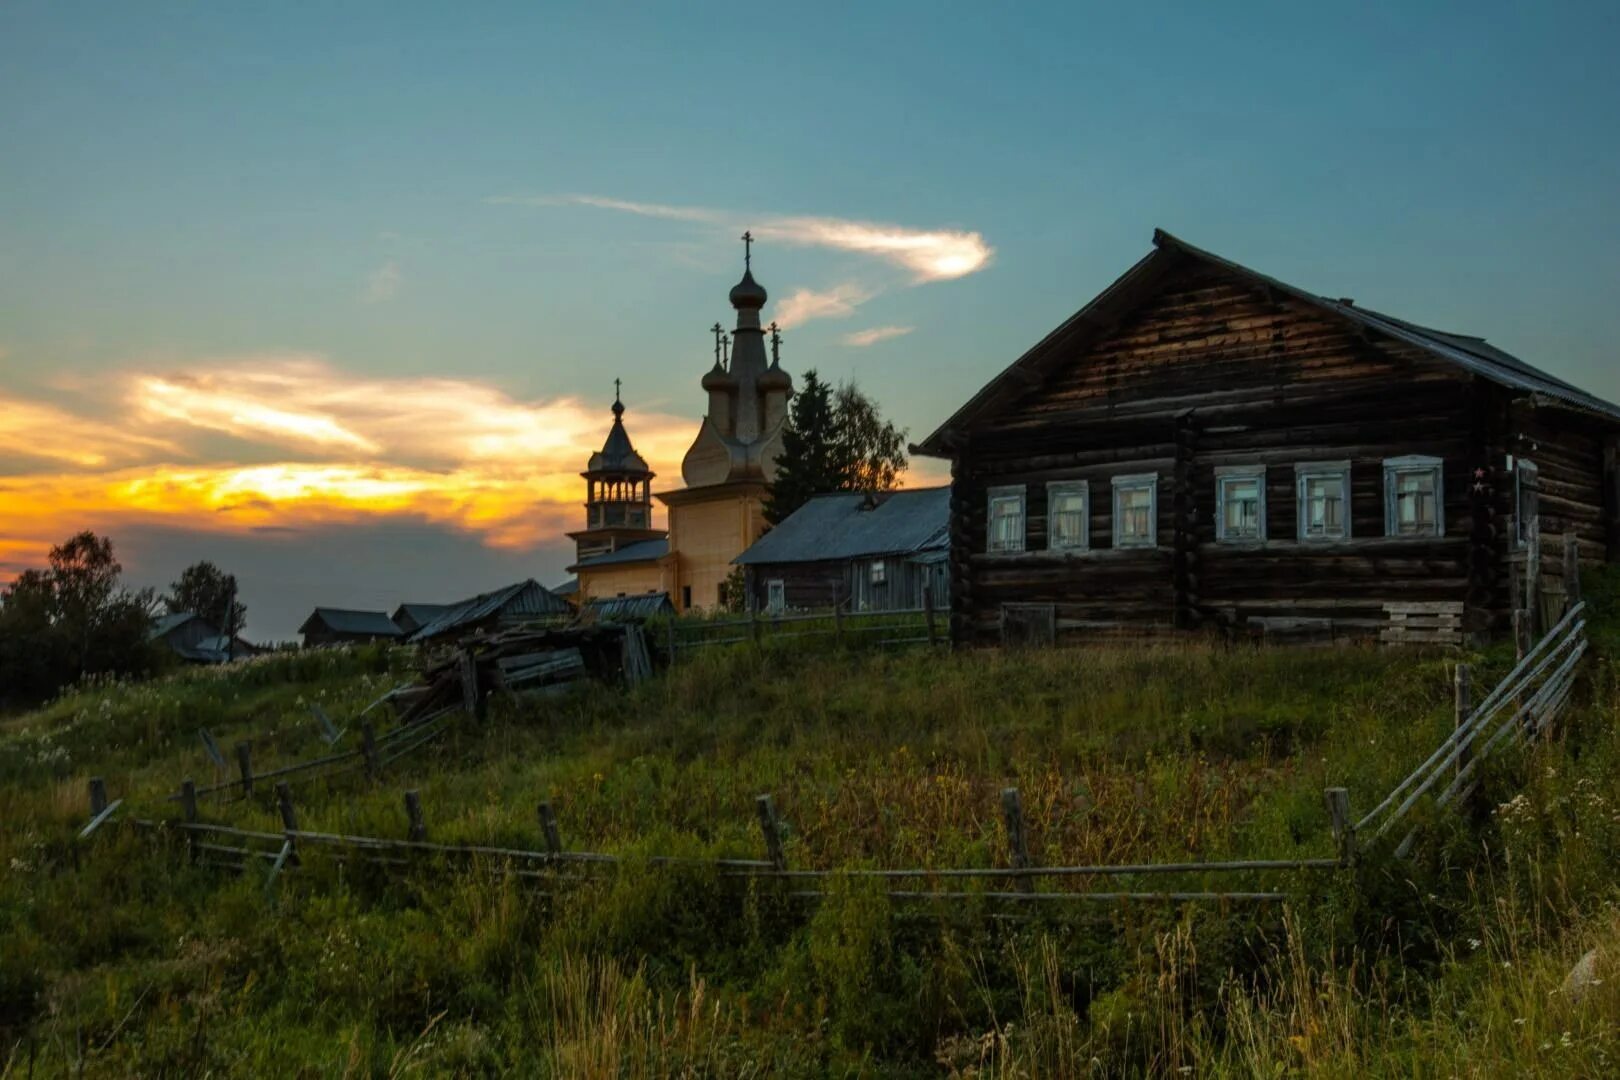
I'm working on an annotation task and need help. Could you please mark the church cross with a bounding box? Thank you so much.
[741,230,753,268]
[712,322,724,365]
[613,377,622,403]
[769,321,781,363]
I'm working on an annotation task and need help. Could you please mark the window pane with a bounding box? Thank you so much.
[1118,487,1151,539]
[1222,478,1260,538]
[989,494,1024,552]
[1394,469,1437,534]
[1051,489,1085,547]
[1304,476,1345,537]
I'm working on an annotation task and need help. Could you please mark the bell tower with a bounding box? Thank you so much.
[568,381,667,563]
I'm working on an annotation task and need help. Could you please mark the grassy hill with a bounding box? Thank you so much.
[3,599,1619,1076]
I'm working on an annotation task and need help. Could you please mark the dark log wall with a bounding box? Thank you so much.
[1508,402,1613,608]
[950,259,1499,645]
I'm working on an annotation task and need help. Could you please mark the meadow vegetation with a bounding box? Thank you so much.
[3,578,1619,1076]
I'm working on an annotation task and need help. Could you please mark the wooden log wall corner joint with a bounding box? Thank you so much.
[1603,438,1620,562]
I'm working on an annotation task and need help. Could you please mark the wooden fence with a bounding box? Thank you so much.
[661,590,944,660]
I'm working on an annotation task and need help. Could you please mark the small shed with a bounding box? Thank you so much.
[299,608,405,648]
[733,487,951,613]
[407,579,572,645]
[150,613,259,663]
[580,591,676,623]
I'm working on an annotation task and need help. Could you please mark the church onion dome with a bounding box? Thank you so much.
[728,267,767,310]
[758,358,792,394]
[701,360,736,392]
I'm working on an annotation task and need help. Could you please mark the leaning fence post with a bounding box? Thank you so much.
[361,722,379,781]
[1000,787,1034,892]
[1454,664,1473,787]
[1512,609,1529,662]
[1325,788,1354,865]
[276,781,298,834]
[537,801,563,860]
[89,777,108,817]
[236,741,254,796]
[924,588,938,648]
[1564,531,1581,612]
[755,794,786,871]
[403,789,427,842]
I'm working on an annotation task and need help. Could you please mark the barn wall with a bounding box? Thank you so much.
[950,260,1491,645]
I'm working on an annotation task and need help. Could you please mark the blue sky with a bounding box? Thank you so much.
[3,2,1618,638]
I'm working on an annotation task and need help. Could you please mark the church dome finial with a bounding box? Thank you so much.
[728,229,768,310]
[611,377,625,419]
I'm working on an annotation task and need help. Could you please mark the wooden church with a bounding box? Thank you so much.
[916,230,1620,646]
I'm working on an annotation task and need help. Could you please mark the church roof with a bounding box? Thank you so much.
[573,537,669,569]
[586,390,652,476]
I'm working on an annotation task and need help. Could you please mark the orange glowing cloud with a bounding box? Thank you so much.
[0,356,697,576]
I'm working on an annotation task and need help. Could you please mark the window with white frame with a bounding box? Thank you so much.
[1384,455,1444,537]
[767,579,785,614]
[987,485,1026,553]
[1046,480,1089,551]
[869,559,887,585]
[1111,473,1158,548]
[1215,465,1266,542]
[1295,461,1351,541]
[1513,457,1539,548]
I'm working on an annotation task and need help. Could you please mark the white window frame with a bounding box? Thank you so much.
[1295,461,1352,542]
[986,485,1027,554]
[1513,457,1539,548]
[1111,473,1158,548]
[1383,455,1444,537]
[766,579,785,614]
[869,559,887,586]
[1214,465,1267,543]
[1045,480,1090,552]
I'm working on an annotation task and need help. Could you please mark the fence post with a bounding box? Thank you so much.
[537,801,563,859]
[924,588,938,648]
[89,777,108,817]
[833,585,844,647]
[1324,787,1354,865]
[665,618,677,667]
[403,790,426,842]
[1000,787,1034,892]
[1454,664,1473,806]
[236,741,254,796]
[755,794,786,871]
[749,601,761,645]
[1564,531,1581,612]
[459,650,483,720]
[361,722,379,781]
[181,778,199,862]
[276,781,298,833]
[1512,609,1529,662]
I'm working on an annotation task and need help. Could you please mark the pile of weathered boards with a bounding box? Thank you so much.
[393,621,655,723]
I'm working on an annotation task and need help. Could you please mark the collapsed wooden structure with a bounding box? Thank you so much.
[917,229,1620,646]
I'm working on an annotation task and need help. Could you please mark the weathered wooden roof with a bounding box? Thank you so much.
[407,579,571,643]
[298,608,404,638]
[733,487,950,566]
[916,229,1620,455]
[148,611,204,641]
[582,592,676,621]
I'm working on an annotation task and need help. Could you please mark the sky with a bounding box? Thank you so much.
[3,2,1619,640]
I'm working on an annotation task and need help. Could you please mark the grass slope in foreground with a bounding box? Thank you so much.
[3,607,1619,1076]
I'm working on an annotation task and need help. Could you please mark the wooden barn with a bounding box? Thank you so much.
[733,487,950,613]
[406,579,572,645]
[915,230,1620,647]
[299,609,404,648]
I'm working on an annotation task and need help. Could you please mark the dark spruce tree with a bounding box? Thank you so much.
[764,369,842,524]
[167,560,246,638]
[764,370,909,525]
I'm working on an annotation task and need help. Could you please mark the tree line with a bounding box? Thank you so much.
[0,533,247,709]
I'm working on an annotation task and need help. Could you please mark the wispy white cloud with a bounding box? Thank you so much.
[840,325,915,347]
[774,283,874,329]
[489,194,994,283]
[364,260,402,302]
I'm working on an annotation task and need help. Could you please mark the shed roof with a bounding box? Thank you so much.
[582,592,676,621]
[391,602,451,628]
[734,488,950,566]
[299,608,404,638]
[572,538,669,569]
[917,229,1620,454]
[148,611,205,641]
[407,579,571,643]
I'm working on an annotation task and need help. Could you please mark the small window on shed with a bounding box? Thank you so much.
[1111,474,1158,548]
[1513,457,1539,548]
[986,486,1026,554]
[767,579,785,614]
[870,560,887,586]
[1384,455,1444,537]
[1215,466,1266,542]
[1046,480,1089,551]
[1295,461,1351,541]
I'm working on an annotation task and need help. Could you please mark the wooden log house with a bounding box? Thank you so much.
[915,230,1620,646]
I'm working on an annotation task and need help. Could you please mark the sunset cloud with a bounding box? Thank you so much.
[490,194,994,283]
[0,356,696,576]
[774,283,874,328]
[364,259,402,302]
[840,325,915,347]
